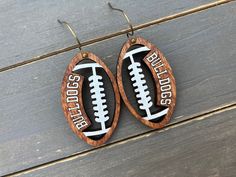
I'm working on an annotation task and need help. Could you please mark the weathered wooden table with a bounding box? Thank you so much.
[0,0,235,176]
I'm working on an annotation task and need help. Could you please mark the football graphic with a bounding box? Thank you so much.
[117,37,176,129]
[61,52,120,146]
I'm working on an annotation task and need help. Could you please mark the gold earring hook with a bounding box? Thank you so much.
[108,2,134,38]
[57,19,82,51]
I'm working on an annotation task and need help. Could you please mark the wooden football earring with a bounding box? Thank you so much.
[108,3,176,129]
[58,20,120,146]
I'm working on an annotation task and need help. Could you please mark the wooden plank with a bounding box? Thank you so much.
[0,2,236,176]
[0,0,214,68]
[14,106,236,177]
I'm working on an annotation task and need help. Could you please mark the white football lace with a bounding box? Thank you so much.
[128,62,153,111]
[88,67,109,131]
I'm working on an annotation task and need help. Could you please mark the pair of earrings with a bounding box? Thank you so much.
[60,3,176,146]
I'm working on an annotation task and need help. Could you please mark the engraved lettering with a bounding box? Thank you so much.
[65,74,89,130]
[145,52,173,105]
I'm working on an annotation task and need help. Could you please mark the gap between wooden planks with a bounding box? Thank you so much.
[0,0,234,73]
[6,101,236,177]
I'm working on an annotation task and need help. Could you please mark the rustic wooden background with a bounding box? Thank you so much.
[0,0,236,176]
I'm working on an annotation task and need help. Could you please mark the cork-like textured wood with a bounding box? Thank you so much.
[61,51,120,146]
[117,36,176,129]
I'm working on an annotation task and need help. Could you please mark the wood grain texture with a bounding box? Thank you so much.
[117,36,176,129]
[61,51,120,146]
[0,2,236,176]
[0,0,213,68]
[15,107,236,177]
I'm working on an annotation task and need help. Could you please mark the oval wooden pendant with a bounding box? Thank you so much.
[61,52,120,146]
[117,37,176,129]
